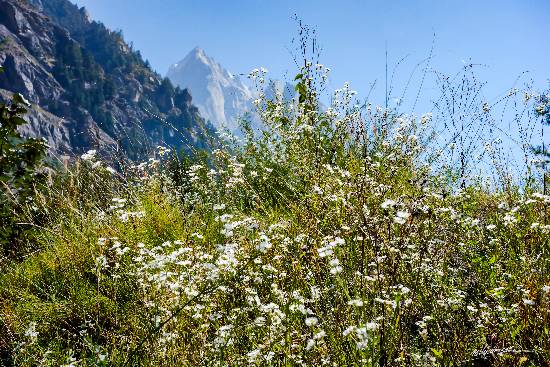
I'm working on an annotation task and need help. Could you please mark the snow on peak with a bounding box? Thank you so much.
[166,47,254,132]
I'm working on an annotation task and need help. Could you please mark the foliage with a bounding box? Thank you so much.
[0,89,47,256]
[1,58,549,367]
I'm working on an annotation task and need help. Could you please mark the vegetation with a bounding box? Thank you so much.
[1,46,550,367]
[51,32,116,133]
[0,89,47,257]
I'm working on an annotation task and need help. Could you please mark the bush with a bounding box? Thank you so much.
[0,90,47,257]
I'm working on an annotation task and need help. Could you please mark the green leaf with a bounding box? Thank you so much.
[295,83,307,103]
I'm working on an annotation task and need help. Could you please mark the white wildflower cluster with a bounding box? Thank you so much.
[23,56,548,366]
[343,322,379,350]
[380,198,410,224]
[107,197,145,223]
[317,236,344,274]
[332,82,358,111]
[394,210,410,225]
[79,149,116,174]
[226,158,245,188]
[81,149,97,161]
[157,145,171,157]
[24,322,38,344]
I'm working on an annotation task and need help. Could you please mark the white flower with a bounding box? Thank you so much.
[305,317,319,327]
[216,214,233,223]
[343,326,356,336]
[394,211,410,224]
[305,338,316,350]
[399,286,411,294]
[503,213,518,226]
[213,204,226,211]
[81,149,97,161]
[257,233,272,253]
[253,317,266,326]
[247,349,261,362]
[365,322,379,331]
[523,298,535,306]
[95,255,107,270]
[24,322,38,342]
[318,246,333,258]
[313,330,326,339]
[347,299,364,307]
[381,199,396,209]
[191,232,204,239]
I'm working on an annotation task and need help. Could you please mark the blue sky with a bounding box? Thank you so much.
[71,0,549,112]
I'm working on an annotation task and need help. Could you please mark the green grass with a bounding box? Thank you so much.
[1,64,549,366]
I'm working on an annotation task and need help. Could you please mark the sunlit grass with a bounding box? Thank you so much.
[1,60,549,366]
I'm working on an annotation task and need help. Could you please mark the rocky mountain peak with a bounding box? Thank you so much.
[167,47,254,133]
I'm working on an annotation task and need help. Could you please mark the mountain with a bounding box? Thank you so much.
[0,0,215,159]
[166,47,255,133]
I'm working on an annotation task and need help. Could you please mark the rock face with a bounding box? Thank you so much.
[167,47,255,133]
[168,48,301,135]
[0,0,215,158]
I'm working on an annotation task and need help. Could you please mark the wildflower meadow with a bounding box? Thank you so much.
[1,36,549,367]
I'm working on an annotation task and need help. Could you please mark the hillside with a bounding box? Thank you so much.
[1,54,549,365]
[0,0,216,159]
[0,2,549,366]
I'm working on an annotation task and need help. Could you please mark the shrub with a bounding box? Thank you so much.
[0,90,47,257]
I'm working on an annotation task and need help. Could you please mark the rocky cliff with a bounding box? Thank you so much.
[0,0,215,159]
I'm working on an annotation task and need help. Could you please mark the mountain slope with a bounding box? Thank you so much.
[167,47,255,133]
[0,0,215,158]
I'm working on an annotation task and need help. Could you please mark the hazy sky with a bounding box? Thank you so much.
[71,0,549,111]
